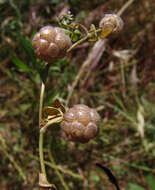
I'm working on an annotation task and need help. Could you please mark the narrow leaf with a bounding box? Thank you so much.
[11,54,32,73]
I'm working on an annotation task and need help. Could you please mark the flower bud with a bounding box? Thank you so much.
[32,26,72,62]
[61,104,100,143]
[99,14,124,39]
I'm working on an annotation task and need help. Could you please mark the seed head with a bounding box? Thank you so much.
[99,14,124,38]
[61,104,100,143]
[32,26,72,63]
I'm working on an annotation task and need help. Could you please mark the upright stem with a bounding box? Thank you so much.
[39,82,45,125]
[39,132,46,177]
[39,82,46,177]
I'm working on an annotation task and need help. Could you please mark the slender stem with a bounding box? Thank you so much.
[29,154,83,180]
[39,132,46,177]
[39,82,45,125]
[40,116,63,133]
[39,81,47,177]
[67,29,102,53]
[48,146,70,190]
[120,60,126,98]
[67,35,88,53]
[117,0,135,16]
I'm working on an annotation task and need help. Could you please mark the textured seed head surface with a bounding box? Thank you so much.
[99,14,124,34]
[61,104,100,143]
[32,26,72,62]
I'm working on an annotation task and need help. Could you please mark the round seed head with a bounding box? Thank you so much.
[32,26,72,63]
[99,14,124,38]
[61,104,100,143]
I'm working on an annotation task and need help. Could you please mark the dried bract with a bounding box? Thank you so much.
[61,104,100,143]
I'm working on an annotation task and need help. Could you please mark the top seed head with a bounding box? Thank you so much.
[32,26,72,63]
[99,14,124,38]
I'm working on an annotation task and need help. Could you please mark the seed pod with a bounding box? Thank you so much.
[32,26,72,63]
[61,104,100,143]
[99,14,124,39]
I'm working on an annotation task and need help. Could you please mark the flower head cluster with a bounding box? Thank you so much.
[32,26,72,63]
[61,104,100,143]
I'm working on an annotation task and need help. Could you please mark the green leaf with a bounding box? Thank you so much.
[146,174,155,190]
[18,35,36,64]
[128,183,145,190]
[10,54,32,73]
[71,33,79,42]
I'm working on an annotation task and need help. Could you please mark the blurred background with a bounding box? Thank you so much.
[0,0,155,189]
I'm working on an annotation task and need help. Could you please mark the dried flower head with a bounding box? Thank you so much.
[61,104,100,143]
[32,26,72,62]
[99,14,124,38]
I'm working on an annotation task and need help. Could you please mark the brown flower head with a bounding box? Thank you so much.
[61,104,100,143]
[32,26,72,62]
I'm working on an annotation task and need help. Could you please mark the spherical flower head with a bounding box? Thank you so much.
[99,14,124,38]
[61,104,100,143]
[32,26,72,63]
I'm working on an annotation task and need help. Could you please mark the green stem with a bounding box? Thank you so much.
[28,154,83,180]
[67,35,88,53]
[48,146,70,190]
[39,81,47,177]
[39,82,45,125]
[39,132,46,177]
[67,29,102,53]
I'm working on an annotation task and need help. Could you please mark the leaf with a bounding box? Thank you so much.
[53,99,66,113]
[146,174,155,190]
[71,33,79,42]
[128,183,145,190]
[10,54,32,73]
[44,107,61,117]
[18,35,36,64]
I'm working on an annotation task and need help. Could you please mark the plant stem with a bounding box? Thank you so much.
[67,29,102,53]
[48,146,70,190]
[67,35,88,53]
[117,0,135,16]
[39,132,46,177]
[39,81,46,177]
[39,82,45,125]
[28,154,83,180]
